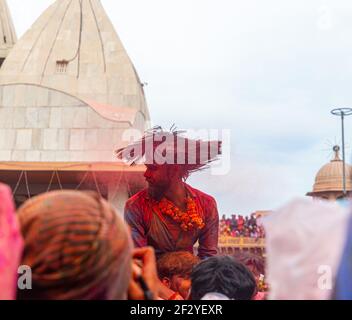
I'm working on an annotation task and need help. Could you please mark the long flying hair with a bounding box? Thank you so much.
[116,126,222,177]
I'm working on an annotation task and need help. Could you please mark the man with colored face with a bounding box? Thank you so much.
[117,127,221,260]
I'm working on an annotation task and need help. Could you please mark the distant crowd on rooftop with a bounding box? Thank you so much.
[220,214,265,238]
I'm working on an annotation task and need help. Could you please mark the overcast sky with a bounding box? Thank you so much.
[7,0,352,215]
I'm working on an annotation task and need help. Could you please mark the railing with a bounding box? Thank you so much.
[218,236,265,248]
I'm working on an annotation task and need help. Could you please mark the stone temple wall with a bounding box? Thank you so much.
[0,84,145,162]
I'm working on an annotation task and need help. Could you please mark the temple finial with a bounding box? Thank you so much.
[333,145,341,161]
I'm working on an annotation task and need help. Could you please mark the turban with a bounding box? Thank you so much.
[17,190,132,300]
[0,183,24,300]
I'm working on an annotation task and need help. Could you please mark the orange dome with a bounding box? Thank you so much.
[307,146,352,197]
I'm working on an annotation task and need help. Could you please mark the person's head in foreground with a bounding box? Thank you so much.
[190,255,256,300]
[0,183,24,300]
[16,190,159,300]
[157,251,200,299]
[233,251,267,299]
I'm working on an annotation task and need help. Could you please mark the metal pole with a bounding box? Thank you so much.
[331,107,352,198]
[341,112,346,195]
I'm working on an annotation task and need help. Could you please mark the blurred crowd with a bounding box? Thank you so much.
[0,183,265,301]
[220,214,265,238]
[1,182,352,301]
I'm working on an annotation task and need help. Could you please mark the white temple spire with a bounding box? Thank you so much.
[0,0,16,65]
[0,0,149,122]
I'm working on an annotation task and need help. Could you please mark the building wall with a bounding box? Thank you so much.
[0,84,145,162]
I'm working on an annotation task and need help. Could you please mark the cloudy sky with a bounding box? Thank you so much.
[7,0,352,215]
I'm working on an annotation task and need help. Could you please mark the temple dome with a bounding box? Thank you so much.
[0,0,151,163]
[0,0,149,123]
[307,146,352,197]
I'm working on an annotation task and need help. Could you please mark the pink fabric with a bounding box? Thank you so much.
[0,183,24,300]
[86,101,138,123]
[262,198,349,300]
[253,292,266,300]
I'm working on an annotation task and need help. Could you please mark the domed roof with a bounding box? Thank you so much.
[0,0,149,122]
[0,0,150,163]
[0,0,16,60]
[308,146,352,195]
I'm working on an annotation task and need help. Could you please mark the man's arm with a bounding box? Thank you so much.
[197,198,219,260]
[124,201,148,248]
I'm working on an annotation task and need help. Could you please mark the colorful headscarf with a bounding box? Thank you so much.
[17,190,133,300]
[0,183,24,300]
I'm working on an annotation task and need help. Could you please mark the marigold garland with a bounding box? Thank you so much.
[158,197,205,232]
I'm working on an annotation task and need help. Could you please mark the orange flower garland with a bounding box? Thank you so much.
[158,197,205,232]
